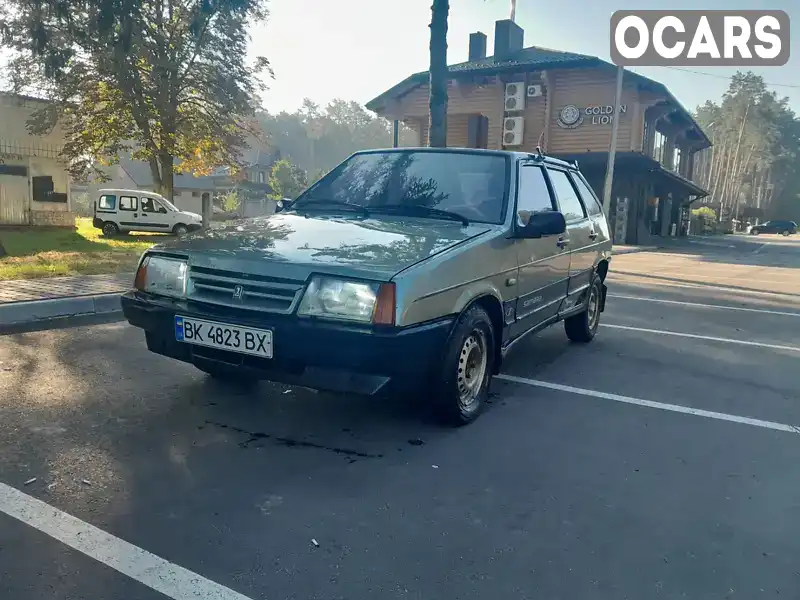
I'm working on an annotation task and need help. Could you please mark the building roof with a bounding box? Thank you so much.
[119,156,215,191]
[366,44,711,149]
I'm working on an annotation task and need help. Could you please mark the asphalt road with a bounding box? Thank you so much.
[1,233,799,600]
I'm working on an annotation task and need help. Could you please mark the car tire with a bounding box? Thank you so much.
[752,229,760,235]
[431,305,495,427]
[564,276,602,343]
[101,222,119,237]
[781,230,790,236]
[173,223,189,236]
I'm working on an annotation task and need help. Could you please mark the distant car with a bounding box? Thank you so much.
[749,220,797,236]
[92,188,203,237]
[122,148,612,426]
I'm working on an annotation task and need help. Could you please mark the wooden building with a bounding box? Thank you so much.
[366,19,712,245]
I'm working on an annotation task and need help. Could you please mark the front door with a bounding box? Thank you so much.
[511,163,571,339]
[137,196,173,232]
[545,167,595,298]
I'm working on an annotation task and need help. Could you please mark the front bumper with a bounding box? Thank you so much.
[122,292,453,396]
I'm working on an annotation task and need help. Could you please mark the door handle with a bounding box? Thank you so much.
[133,213,138,217]
[556,237,570,248]
[589,231,598,240]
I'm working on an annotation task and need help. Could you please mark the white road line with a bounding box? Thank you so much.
[0,483,254,600]
[496,374,800,435]
[607,276,800,300]
[603,323,800,353]
[609,294,800,318]
[752,243,770,254]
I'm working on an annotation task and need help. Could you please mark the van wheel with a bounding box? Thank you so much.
[782,230,790,236]
[101,222,119,237]
[564,276,602,343]
[173,224,189,236]
[431,305,495,426]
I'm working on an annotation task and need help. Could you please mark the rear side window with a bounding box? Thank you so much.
[570,174,603,216]
[120,196,138,211]
[547,168,586,222]
[98,195,116,210]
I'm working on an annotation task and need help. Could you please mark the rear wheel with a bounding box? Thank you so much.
[564,276,602,343]
[752,229,760,235]
[431,305,495,426]
[173,223,189,236]
[781,230,790,236]
[101,221,119,237]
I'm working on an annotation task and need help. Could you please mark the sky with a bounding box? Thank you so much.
[253,0,799,115]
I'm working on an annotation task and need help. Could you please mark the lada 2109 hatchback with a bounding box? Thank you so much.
[122,148,613,425]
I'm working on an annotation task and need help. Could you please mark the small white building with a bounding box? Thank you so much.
[0,93,74,226]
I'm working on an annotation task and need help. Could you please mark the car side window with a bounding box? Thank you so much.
[120,196,138,211]
[141,197,156,213]
[516,165,555,226]
[98,195,116,210]
[570,174,603,216]
[153,200,168,214]
[546,168,587,222]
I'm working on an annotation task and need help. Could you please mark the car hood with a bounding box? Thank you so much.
[150,212,494,281]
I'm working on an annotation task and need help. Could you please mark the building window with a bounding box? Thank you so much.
[32,176,55,201]
[653,131,667,165]
[258,171,265,184]
[673,147,682,174]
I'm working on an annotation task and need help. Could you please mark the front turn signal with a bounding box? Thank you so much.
[372,282,396,326]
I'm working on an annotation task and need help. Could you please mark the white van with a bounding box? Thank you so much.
[92,188,203,236]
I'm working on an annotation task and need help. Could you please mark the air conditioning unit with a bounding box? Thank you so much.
[527,84,543,98]
[504,82,525,111]
[503,117,524,146]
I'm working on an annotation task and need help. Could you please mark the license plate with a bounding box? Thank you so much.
[174,316,273,359]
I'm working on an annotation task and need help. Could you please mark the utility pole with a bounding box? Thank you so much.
[510,0,516,21]
[602,65,624,215]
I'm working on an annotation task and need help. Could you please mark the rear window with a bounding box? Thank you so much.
[98,194,116,210]
[294,150,510,224]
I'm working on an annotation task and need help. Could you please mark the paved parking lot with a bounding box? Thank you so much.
[1,233,799,600]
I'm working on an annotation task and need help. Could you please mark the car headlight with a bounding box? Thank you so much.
[297,276,395,324]
[134,255,188,298]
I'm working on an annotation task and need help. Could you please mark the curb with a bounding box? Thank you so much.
[612,246,659,255]
[0,292,124,326]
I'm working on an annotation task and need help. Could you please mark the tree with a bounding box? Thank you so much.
[268,158,307,200]
[0,0,271,200]
[428,0,449,148]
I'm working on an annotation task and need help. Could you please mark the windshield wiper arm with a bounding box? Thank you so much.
[294,199,370,217]
[370,205,469,226]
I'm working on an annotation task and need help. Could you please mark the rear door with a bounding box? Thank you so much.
[511,163,571,337]
[570,171,611,266]
[544,167,594,296]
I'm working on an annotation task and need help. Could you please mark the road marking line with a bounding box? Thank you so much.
[609,294,800,318]
[753,243,770,254]
[495,374,800,435]
[0,483,254,600]
[607,276,800,300]
[603,323,800,353]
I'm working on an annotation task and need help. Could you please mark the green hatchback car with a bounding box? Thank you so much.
[122,148,612,425]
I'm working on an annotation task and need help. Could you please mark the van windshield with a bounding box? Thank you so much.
[293,150,510,225]
[158,198,178,212]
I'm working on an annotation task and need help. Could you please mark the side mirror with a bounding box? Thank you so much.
[275,198,293,212]
[515,210,567,239]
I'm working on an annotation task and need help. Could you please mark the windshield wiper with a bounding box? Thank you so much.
[294,199,370,218]
[370,205,469,226]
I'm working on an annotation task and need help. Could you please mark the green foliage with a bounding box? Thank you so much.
[693,72,800,222]
[257,99,417,176]
[691,206,717,221]
[268,159,308,200]
[0,0,271,199]
[220,191,241,213]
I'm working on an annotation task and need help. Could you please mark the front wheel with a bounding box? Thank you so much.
[431,305,495,426]
[782,230,790,236]
[173,223,189,236]
[564,277,602,343]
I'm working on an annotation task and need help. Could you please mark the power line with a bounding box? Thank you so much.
[652,65,800,90]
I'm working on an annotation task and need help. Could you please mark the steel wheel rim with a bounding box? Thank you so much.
[102,224,115,236]
[587,285,600,330]
[457,330,488,410]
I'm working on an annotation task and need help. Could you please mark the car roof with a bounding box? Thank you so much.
[350,147,579,171]
[97,188,167,198]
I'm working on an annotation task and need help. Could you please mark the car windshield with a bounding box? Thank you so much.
[293,150,509,225]
[158,197,178,212]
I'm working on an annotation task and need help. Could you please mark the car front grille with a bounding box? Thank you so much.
[188,265,304,313]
